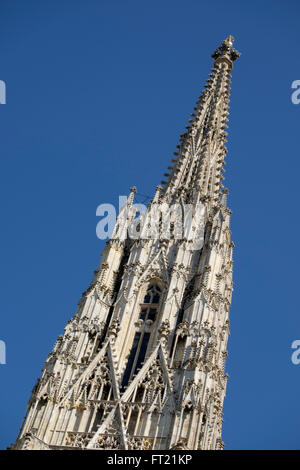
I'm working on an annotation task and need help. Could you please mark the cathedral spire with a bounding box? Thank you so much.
[163,36,240,211]
[211,35,241,69]
[13,38,238,451]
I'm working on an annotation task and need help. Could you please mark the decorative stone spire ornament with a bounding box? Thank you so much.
[13,36,239,450]
[211,35,241,67]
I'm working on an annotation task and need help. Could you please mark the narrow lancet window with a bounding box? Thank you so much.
[121,283,161,389]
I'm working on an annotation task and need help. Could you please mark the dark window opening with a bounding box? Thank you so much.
[139,308,147,320]
[148,308,156,321]
[121,332,141,389]
[134,332,150,375]
[121,283,161,391]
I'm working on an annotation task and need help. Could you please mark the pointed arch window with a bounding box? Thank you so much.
[139,284,161,322]
[121,283,162,389]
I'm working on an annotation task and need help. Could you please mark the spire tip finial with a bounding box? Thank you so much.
[211,36,241,67]
[224,35,234,46]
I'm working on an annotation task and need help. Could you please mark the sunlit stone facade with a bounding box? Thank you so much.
[13,36,240,450]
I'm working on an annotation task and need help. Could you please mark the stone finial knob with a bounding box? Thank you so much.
[211,35,241,68]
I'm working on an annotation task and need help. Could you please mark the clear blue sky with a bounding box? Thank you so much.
[0,0,299,450]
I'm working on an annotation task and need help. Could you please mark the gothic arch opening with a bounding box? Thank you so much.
[121,281,163,389]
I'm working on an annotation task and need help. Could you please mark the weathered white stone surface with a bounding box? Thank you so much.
[13,36,239,451]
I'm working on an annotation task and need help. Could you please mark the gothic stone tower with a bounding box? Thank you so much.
[14,36,240,450]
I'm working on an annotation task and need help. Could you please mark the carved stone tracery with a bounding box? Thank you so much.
[13,36,238,451]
